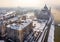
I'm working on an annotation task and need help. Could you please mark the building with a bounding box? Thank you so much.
[21,15,26,20]
[36,5,51,20]
[23,19,48,42]
[23,5,53,42]
[0,19,6,38]
[6,19,33,42]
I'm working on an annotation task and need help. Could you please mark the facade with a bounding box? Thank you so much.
[36,5,51,20]
[0,19,6,37]
[21,15,26,20]
[6,20,33,42]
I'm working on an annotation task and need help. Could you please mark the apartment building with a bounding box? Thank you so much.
[6,19,33,42]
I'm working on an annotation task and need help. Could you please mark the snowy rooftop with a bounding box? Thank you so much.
[8,16,19,22]
[5,11,15,16]
[7,19,32,30]
[33,20,47,32]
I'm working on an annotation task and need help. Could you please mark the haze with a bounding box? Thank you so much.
[0,0,60,8]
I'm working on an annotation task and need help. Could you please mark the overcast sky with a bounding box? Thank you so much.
[0,0,60,8]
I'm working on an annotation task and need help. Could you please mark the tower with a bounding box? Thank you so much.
[44,4,48,10]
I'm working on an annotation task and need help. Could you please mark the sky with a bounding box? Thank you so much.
[0,0,60,8]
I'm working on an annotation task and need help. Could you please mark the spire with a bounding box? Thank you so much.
[44,4,48,10]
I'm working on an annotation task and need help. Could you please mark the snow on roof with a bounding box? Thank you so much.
[33,21,46,32]
[25,12,35,18]
[5,11,15,16]
[7,25,11,28]
[7,20,32,30]
[8,16,19,22]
